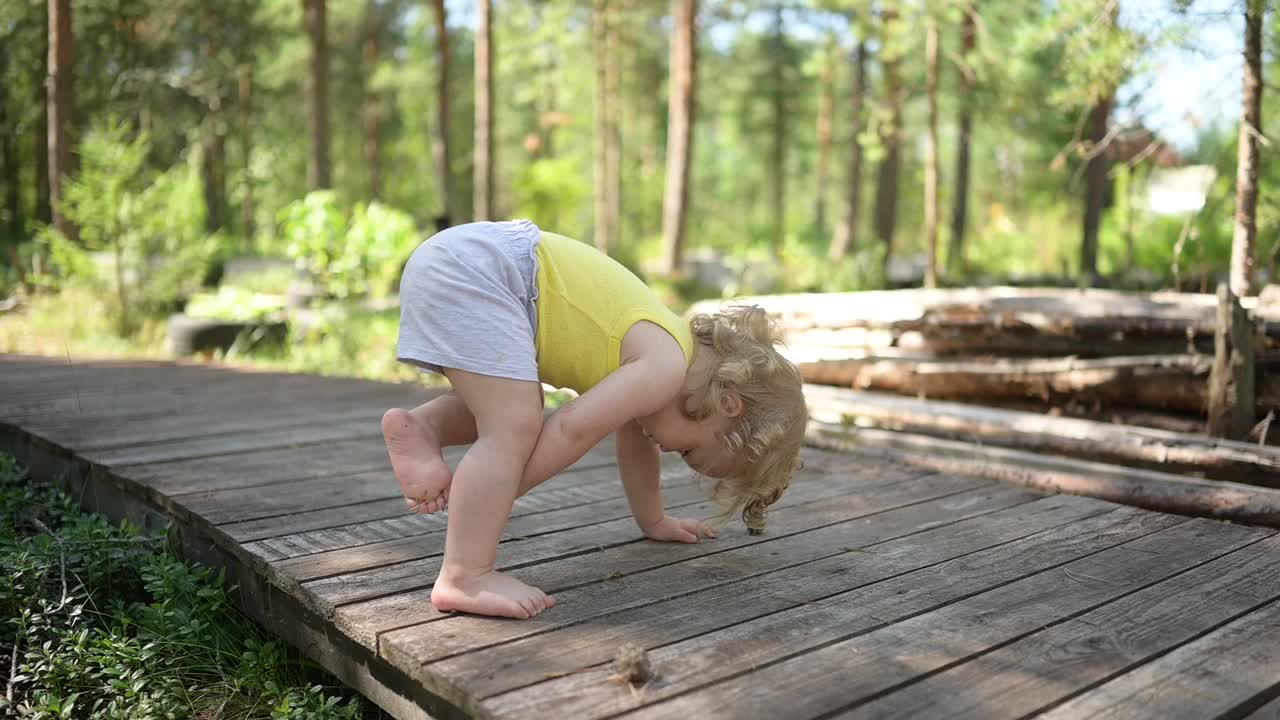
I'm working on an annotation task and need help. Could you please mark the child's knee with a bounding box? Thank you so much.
[492,405,544,454]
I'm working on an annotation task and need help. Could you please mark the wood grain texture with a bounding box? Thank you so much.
[7,355,1280,720]
[1037,598,1280,720]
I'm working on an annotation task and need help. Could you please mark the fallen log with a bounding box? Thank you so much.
[799,353,1280,417]
[692,287,1280,356]
[806,419,1280,527]
[804,386,1280,487]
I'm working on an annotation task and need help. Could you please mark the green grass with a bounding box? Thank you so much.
[0,453,366,719]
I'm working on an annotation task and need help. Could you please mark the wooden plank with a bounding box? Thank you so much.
[443,496,1147,707]
[810,420,1280,526]
[72,388,419,451]
[218,441,629,544]
[0,366,336,414]
[474,504,1181,718]
[220,496,434,543]
[263,475,709,581]
[314,467,985,625]
[122,436,417,496]
[176,468,403,525]
[82,415,386,466]
[370,480,1030,661]
[514,519,1267,720]
[806,385,1280,486]
[12,384,419,450]
[1037,599,1280,720]
[835,533,1280,719]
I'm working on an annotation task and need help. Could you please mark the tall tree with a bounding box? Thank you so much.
[873,4,903,258]
[605,1,622,250]
[238,63,255,239]
[592,0,616,252]
[1080,0,1119,284]
[660,0,697,275]
[200,6,228,233]
[473,0,494,220]
[831,36,867,261]
[923,15,941,288]
[769,4,787,256]
[430,0,454,226]
[815,36,836,237]
[363,0,384,200]
[1081,93,1114,282]
[47,0,74,241]
[1,45,23,269]
[1230,0,1264,297]
[304,0,331,190]
[34,8,50,227]
[948,0,977,275]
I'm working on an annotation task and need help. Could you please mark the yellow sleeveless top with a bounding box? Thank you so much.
[535,231,694,393]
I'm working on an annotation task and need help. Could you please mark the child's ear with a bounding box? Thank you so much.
[719,392,744,418]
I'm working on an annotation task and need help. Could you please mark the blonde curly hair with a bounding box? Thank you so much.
[684,304,806,533]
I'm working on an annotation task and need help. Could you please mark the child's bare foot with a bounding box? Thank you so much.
[382,408,451,513]
[431,570,556,619]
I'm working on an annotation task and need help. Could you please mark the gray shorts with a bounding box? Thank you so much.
[396,219,541,382]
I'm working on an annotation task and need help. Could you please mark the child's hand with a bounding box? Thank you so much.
[641,515,717,544]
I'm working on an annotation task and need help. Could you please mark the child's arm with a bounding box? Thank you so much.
[615,419,664,530]
[516,356,682,496]
[617,420,715,543]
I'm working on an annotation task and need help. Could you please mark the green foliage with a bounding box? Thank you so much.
[186,287,287,322]
[278,191,421,300]
[33,120,224,333]
[255,305,424,383]
[514,158,590,233]
[0,454,362,719]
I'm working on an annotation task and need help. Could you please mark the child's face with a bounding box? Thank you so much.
[637,395,743,479]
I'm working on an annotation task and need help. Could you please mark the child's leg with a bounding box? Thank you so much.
[383,392,476,513]
[431,368,554,619]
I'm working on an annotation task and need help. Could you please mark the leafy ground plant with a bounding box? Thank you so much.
[0,453,366,719]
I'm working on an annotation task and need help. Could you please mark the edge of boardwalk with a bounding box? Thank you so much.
[0,421,457,720]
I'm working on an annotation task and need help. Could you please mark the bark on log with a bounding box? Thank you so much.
[800,354,1238,413]
[691,289,1280,352]
[807,420,1280,527]
[805,385,1280,487]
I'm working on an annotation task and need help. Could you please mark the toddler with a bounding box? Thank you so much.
[382,219,805,619]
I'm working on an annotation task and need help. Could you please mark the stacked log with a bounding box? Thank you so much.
[693,287,1280,424]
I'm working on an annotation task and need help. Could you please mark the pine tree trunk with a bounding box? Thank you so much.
[1081,0,1118,285]
[363,1,383,201]
[0,45,23,249]
[873,7,903,261]
[34,12,51,227]
[923,18,940,288]
[201,13,227,234]
[473,0,494,220]
[1230,0,1264,297]
[605,1,623,251]
[429,0,453,227]
[1081,95,1113,283]
[815,38,835,237]
[830,38,866,261]
[239,64,255,240]
[47,0,75,241]
[201,128,227,233]
[769,5,786,257]
[660,0,697,276]
[592,0,611,251]
[949,0,976,275]
[304,0,331,190]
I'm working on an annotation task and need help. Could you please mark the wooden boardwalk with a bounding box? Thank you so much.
[2,353,1279,720]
